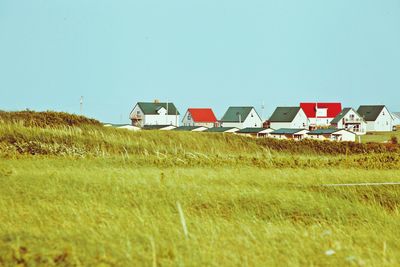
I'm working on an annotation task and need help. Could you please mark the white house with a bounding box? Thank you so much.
[269,129,309,140]
[307,129,356,142]
[130,101,180,127]
[220,107,263,129]
[392,112,400,127]
[236,127,274,138]
[330,108,366,135]
[357,105,394,132]
[300,102,342,127]
[173,126,209,132]
[268,107,309,130]
[142,125,177,131]
[117,125,141,131]
[205,127,239,133]
[182,108,217,128]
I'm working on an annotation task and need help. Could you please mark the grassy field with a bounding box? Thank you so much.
[361,129,400,143]
[1,119,400,266]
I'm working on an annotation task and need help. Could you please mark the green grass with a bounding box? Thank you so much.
[1,121,400,266]
[361,130,400,143]
[1,158,400,266]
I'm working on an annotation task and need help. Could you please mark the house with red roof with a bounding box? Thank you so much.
[182,108,218,128]
[300,102,342,128]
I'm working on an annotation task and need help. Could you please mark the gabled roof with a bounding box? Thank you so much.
[142,125,175,130]
[205,127,239,133]
[330,108,364,124]
[357,105,386,121]
[187,108,217,123]
[220,107,258,122]
[300,103,342,118]
[393,112,400,119]
[237,127,273,134]
[308,128,355,135]
[270,128,308,135]
[269,107,302,122]
[173,126,205,131]
[308,128,340,135]
[136,102,180,115]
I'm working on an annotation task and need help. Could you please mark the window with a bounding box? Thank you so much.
[187,113,192,121]
[137,111,140,115]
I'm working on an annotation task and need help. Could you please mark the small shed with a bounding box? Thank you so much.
[173,126,208,132]
[142,125,177,131]
[205,127,239,133]
[269,128,309,140]
[236,127,274,138]
[307,129,356,142]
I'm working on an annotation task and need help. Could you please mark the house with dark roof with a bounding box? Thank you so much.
[236,127,274,138]
[307,129,356,142]
[269,128,309,140]
[172,126,208,132]
[220,106,262,129]
[142,125,177,131]
[205,127,239,133]
[357,105,394,132]
[330,108,366,135]
[268,107,308,130]
[129,101,180,127]
[181,108,217,128]
[300,102,342,127]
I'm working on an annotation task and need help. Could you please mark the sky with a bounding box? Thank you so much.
[0,0,399,123]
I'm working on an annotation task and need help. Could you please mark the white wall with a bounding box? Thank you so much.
[221,108,262,129]
[182,111,214,128]
[333,130,356,142]
[130,105,179,126]
[366,107,393,132]
[143,114,180,126]
[335,109,366,134]
[309,117,334,127]
[270,109,308,130]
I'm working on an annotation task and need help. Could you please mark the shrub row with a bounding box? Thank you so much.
[0,110,101,128]
[256,138,400,155]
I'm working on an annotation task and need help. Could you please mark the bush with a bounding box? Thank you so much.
[391,136,398,145]
[256,138,400,155]
[0,110,101,128]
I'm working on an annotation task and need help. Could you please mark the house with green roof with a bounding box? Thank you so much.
[330,108,366,135]
[308,128,356,142]
[172,126,208,132]
[269,128,309,140]
[236,127,274,138]
[268,107,309,130]
[219,106,262,129]
[205,127,239,133]
[129,101,180,127]
[357,105,394,132]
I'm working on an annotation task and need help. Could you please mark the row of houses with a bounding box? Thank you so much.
[106,124,358,142]
[129,101,399,134]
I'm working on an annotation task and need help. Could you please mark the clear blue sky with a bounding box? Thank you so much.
[1,1,399,123]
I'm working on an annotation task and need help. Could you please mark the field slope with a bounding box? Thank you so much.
[1,118,400,266]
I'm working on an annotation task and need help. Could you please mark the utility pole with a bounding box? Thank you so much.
[80,96,83,115]
[166,101,169,125]
[261,101,265,121]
